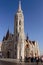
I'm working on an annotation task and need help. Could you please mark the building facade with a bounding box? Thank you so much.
[1,1,40,61]
[0,42,2,57]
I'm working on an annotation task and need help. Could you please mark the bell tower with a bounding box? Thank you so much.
[14,1,24,61]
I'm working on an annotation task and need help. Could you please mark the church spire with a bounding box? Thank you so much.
[18,0,22,11]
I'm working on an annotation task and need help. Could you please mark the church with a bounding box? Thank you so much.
[1,1,40,61]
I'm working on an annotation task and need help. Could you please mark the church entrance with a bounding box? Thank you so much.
[7,51,10,58]
[24,44,30,62]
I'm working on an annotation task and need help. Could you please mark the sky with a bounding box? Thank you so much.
[0,0,43,55]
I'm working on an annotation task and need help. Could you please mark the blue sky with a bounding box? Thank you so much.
[0,0,43,54]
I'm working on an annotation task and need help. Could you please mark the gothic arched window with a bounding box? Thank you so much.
[19,27,21,32]
[16,28,17,33]
[16,36,18,41]
[16,20,18,26]
[19,20,21,25]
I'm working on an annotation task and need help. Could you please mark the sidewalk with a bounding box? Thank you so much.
[0,58,42,65]
[0,58,25,64]
[0,58,19,63]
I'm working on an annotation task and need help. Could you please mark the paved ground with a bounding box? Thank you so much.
[0,58,43,65]
[0,61,43,65]
[0,61,17,65]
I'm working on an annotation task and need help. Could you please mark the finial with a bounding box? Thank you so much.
[18,0,22,11]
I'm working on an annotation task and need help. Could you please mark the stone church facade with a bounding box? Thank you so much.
[1,1,40,61]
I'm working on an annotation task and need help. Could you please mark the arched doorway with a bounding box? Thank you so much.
[25,44,30,62]
[7,51,10,58]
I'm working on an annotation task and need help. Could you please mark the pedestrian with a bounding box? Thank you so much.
[20,56,22,62]
[36,58,39,65]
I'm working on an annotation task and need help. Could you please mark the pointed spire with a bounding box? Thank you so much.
[18,0,22,11]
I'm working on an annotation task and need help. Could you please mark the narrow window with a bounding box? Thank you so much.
[19,27,21,32]
[19,20,21,25]
[16,36,18,41]
[16,28,17,33]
